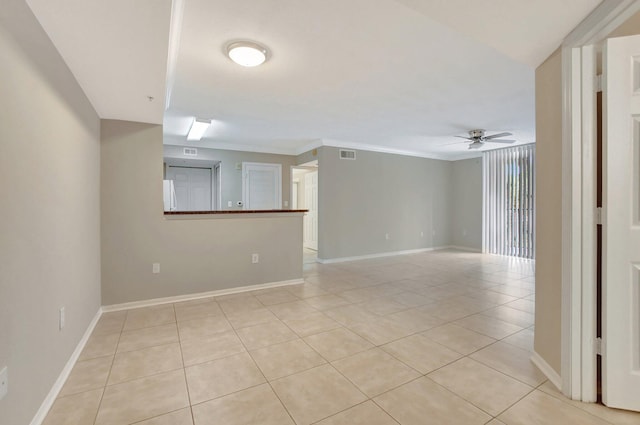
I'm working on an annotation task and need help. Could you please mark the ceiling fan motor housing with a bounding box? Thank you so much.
[469,129,485,139]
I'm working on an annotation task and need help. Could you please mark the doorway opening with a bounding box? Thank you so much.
[292,161,318,264]
[565,25,640,410]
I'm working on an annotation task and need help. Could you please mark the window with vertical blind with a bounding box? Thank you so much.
[483,144,535,259]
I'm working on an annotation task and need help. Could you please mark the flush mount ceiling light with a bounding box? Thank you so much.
[226,41,268,67]
[187,118,211,141]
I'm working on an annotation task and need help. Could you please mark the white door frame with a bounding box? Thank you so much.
[303,170,319,251]
[292,181,299,209]
[560,0,640,402]
[213,163,222,210]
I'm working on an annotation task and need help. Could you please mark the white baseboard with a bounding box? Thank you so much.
[102,278,305,312]
[448,245,482,253]
[29,278,305,423]
[316,246,455,264]
[30,308,103,425]
[531,351,562,390]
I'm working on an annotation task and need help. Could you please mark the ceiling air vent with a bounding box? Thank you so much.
[339,149,356,160]
[183,147,198,156]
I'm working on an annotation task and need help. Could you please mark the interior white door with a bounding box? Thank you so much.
[602,34,640,411]
[166,166,212,211]
[304,171,318,251]
[242,162,282,209]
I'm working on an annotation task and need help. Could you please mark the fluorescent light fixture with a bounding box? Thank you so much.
[187,118,210,141]
[227,41,268,67]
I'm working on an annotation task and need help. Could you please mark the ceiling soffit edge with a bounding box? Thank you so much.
[163,136,470,161]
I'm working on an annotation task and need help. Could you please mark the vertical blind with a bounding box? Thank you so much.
[483,144,535,259]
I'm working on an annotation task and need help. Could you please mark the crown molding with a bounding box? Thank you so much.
[163,135,493,161]
[319,138,452,160]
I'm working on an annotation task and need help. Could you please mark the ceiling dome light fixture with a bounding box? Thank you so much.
[226,41,268,67]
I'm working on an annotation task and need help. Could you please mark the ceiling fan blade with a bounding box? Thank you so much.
[486,139,516,144]
[484,132,513,140]
[440,140,470,146]
[455,136,474,140]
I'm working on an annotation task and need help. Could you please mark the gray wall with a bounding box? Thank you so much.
[163,145,297,210]
[296,148,320,166]
[451,158,483,250]
[317,147,452,260]
[0,2,102,423]
[102,121,303,305]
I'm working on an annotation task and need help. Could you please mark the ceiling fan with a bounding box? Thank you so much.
[455,129,516,149]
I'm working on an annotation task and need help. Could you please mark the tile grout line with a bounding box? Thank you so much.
[309,399,401,425]
[90,310,127,425]
[278,362,371,425]
[219,300,299,425]
[127,407,191,425]
[489,384,543,421]
[96,306,188,424]
[171,303,196,425]
[464,340,546,388]
[102,302,208,425]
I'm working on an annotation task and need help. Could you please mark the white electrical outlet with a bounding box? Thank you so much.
[252,254,259,263]
[463,229,467,236]
[0,367,7,400]
[284,200,289,207]
[227,201,232,207]
[152,263,160,273]
[385,233,390,240]
[59,307,65,330]
[420,231,424,237]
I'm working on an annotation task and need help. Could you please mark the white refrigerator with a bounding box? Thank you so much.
[163,180,177,211]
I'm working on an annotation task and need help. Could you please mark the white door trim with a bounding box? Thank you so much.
[579,43,598,404]
[560,0,640,401]
[303,170,318,251]
[560,44,583,400]
[213,163,221,210]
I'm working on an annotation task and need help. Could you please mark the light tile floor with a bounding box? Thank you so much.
[43,250,640,425]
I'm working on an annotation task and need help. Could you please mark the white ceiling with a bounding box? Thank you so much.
[394,0,602,67]
[27,0,601,160]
